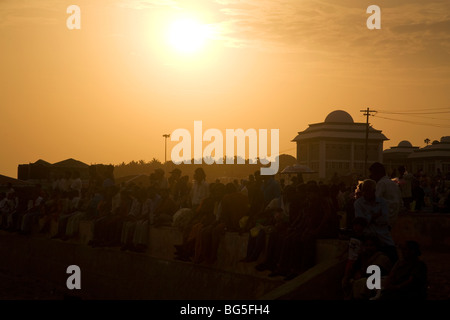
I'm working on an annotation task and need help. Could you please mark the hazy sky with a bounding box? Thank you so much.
[1,0,449,177]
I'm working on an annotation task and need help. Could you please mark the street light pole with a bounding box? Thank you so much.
[163,134,170,164]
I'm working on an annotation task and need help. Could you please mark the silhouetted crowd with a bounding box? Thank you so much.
[1,162,448,300]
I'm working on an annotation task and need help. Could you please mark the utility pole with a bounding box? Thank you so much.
[163,134,170,164]
[360,108,377,176]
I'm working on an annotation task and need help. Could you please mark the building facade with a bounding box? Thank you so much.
[292,110,388,180]
[18,158,90,181]
[384,137,450,177]
[383,140,419,176]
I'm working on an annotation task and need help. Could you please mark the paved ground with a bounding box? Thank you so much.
[0,267,69,300]
[420,249,450,300]
[1,249,448,300]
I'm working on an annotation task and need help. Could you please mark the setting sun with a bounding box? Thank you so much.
[167,18,211,54]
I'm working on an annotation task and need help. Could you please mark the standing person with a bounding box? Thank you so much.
[354,179,398,264]
[176,175,191,209]
[245,174,256,202]
[239,179,249,198]
[397,166,413,211]
[369,162,402,229]
[190,168,209,210]
[154,168,169,191]
[262,175,281,207]
[168,168,182,203]
[411,179,425,212]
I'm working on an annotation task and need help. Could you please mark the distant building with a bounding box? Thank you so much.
[0,174,33,188]
[292,110,388,180]
[384,137,450,176]
[18,158,90,181]
[17,159,52,181]
[383,141,419,176]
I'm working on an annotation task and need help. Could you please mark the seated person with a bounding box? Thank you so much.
[380,240,427,300]
[354,179,398,264]
[19,189,46,235]
[153,189,178,227]
[347,236,392,300]
[341,217,368,299]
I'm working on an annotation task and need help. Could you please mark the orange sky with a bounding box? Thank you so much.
[1,0,449,178]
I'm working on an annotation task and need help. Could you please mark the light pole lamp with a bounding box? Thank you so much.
[163,134,170,164]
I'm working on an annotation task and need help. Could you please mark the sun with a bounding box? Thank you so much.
[167,18,211,54]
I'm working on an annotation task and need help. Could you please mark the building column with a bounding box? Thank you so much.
[307,141,310,164]
[350,141,354,171]
[319,140,326,179]
[436,160,441,176]
[378,142,383,163]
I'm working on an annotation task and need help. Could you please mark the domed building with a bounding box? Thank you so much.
[292,110,388,180]
[383,140,419,175]
[383,137,450,176]
[407,136,450,175]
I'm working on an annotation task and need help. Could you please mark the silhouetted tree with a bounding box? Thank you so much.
[150,158,161,165]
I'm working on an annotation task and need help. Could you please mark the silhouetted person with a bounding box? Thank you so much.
[347,236,392,300]
[380,241,427,300]
[397,165,413,211]
[411,179,425,211]
[190,168,208,210]
[354,179,398,264]
[369,162,402,228]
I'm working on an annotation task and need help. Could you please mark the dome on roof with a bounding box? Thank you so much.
[432,140,439,145]
[440,136,450,143]
[324,110,354,123]
[398,140,412,148]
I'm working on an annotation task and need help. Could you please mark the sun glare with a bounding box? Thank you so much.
[167,18,211,54]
